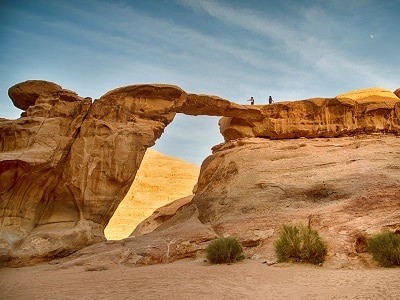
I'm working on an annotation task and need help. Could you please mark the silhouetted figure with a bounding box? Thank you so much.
[268,96,273,104]
[247,96,254,105]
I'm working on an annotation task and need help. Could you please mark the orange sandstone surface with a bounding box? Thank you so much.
[0,80,399,268]
[104,148,199,240]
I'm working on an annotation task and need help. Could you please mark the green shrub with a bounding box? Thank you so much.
[368,232,400,267]
[274,224,327,265]
[206,237,244,264]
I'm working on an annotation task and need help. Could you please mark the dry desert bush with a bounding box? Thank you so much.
[206,237,244,264]
[274,224,327,265]
[368,232,400,267]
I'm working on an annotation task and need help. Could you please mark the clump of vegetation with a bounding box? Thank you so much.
[368,232,400,267]
[206,237,244,264]
[274,224,327,265]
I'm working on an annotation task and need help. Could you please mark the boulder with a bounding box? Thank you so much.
[8,80,63,110]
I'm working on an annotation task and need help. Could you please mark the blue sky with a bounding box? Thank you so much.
[1,0,399,165]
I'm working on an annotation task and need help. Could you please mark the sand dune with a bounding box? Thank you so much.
[105,148,199,240]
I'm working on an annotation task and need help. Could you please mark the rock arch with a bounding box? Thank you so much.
[0,80,399,266]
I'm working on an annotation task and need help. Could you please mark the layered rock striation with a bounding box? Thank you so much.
[52,135,400,269]
[193,136,400,266]
[0,80,399,266]
[1,81,93,265]
[220,88,400,140]
[0,81,186,265]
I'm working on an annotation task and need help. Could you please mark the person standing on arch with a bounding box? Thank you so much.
[247,96,255,105]
[268,96,273,104]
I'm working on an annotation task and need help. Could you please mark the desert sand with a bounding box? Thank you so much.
[1,258,399,300]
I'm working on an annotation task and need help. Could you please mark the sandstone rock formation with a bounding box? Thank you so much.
[0,81,186,266]
[105,149,199,240]
[57,203,217,269]
[54,134,400,269]
[130,195,194,237]
[219,87,400,140]
[1,81,93,265]
[1,80,399,267]
[394,88,400,99]
[192,135,400,267]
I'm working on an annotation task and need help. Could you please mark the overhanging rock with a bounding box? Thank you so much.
[0,80,399,266]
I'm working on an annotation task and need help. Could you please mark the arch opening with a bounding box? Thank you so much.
[104,114,223,240]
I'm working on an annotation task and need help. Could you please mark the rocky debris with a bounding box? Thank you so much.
[1,80,399,267]
[55,205,216,268]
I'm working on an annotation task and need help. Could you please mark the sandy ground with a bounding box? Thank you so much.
[1,259,399,300]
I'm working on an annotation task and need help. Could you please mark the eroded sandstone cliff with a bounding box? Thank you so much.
[59,134,400,269]
[192,135,400,267]
[0,81,186,265]
[0,80,399,267]
[219,88,400,140]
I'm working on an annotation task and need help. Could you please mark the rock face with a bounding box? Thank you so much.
[220,88,400,140]
[57,203,217,269]
[394,88,400,99]
[0,81,187,266]
[192,135,400,267]
[0,80,399,267]
[54,134,400,269]
[105,149,199,240]
[126,135,399,268]
[1,81,93,265]
[8,80,65,111]
[130,195,195,237]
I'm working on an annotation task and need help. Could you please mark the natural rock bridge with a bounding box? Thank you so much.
[1,80,399,265]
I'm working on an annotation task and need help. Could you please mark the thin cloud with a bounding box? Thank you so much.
[1,0,398,164]
[180,0,399,90]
